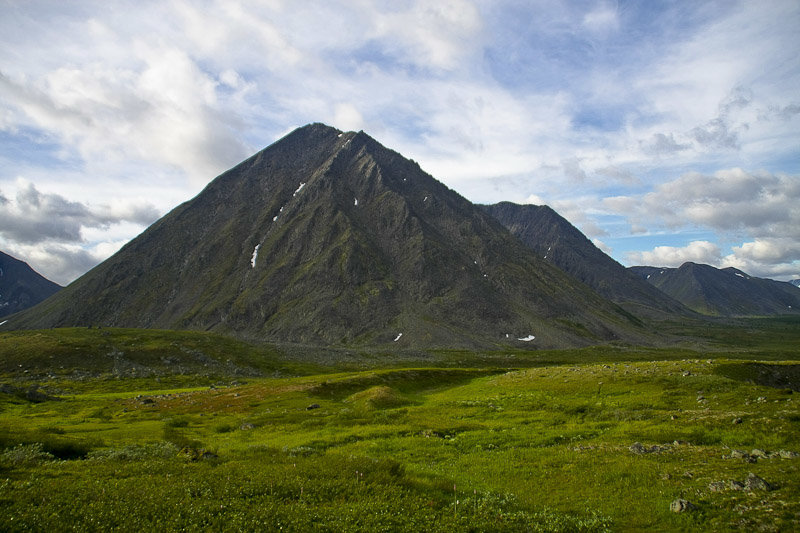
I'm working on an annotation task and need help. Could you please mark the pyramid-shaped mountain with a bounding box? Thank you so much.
[630,262,800,316]
[8,124,648,348]
[481,202,690,317]
[0,251,62,318]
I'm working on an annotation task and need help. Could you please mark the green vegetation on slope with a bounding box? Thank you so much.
[1,319,799,531]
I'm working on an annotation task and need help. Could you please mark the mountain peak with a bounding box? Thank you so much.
[630,263,800,316]
[7,126,648,348]
[481,202,689,317]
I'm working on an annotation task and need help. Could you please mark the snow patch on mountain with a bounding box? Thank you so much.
[250,244,260,268]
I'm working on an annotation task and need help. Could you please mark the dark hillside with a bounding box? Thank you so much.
[6,124,651,349]
[482,202,690,318]
[630,262,800,316]
[0,251,61,318]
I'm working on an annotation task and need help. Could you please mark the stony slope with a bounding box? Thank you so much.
[482,202,690,318]
[6,124,649,348]
[0,251,61,318]
[630,262,800,316]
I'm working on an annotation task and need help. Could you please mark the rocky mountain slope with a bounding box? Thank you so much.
[482,202,690,318]
[0,251,61,318]
[629,262,800,316]
[5,124,650,349]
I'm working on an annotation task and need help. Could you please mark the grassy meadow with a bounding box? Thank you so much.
[1,319,799,531]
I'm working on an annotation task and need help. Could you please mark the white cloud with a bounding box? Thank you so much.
[581,2,620,36]
[592,238,612,255]
[0,1,798,284]
[332,103,365,132]
[626,241,722,268]
[606,168,800,237]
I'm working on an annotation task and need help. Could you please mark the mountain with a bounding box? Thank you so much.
[0,251,62,319]
[629,262,800,316]
[481,202,690,317]
[791,279,800,289]
[4,124,648,349]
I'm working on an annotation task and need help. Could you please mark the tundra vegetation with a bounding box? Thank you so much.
[1,317,799,531]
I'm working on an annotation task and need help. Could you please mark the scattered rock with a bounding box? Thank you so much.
[179,447,218,461]
[778,450,798,459]
[140,398,155,405]
[732,417,743,424]
[25,385,57,403]
[629,442,669,454]
[729,480,745,491]
[745,473,773,491]
[751,448,769,458]
[629,442,647,454]
[240,423,255,430]
[670,499,696,513]
[709,481,727,492]
[306,403,321,410]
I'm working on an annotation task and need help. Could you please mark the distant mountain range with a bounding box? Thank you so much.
[481,202,690,318]
[0,251,61,318]
[5,124,649,349]
[629,262,800,316]
[791,279,800,289]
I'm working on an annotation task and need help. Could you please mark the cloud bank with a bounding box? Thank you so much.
[0,0,798,282]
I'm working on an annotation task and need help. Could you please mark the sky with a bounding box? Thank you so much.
[1,0,799,286]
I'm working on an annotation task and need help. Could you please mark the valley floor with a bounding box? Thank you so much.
[2,349,799,531]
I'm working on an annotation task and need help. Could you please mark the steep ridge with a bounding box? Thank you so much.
[482,202,690,318]
[6,124,649,348]
[0,251,61,318]
[630,262,800,316]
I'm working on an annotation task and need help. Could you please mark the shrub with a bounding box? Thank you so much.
[1,443,55,466]
[87,442,179,461]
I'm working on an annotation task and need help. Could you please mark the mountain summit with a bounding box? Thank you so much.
[630,262,800,316]
[7,124,646,348]
[481,202,690,318]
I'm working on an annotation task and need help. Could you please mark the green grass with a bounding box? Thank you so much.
[1,320,799,531]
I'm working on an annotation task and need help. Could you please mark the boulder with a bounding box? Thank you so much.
[708,481,726,492]
[745,473,773,491]
[670,499,696,513]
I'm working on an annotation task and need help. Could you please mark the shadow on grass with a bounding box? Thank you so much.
[714,362,800,391]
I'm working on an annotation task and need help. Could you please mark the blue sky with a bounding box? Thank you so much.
[1,0,798,285]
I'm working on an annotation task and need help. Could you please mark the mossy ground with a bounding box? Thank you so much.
[1,320,799,531]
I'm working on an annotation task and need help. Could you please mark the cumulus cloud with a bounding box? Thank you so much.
[1,1,798,283]
[606,168,800,238]
[0,179,159,247]
[592,238,612,255]
[717,238,800,278]
[625,241,722,268]
[1,241,123,287]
